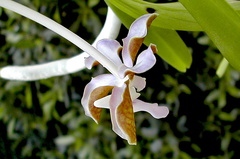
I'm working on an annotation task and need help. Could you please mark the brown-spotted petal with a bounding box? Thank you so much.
[94,75,146,110]
[81,74,120,123]
[109,82,137,145]
[122,13,158,67]
[93,76,146,108]
[133,99,169,119]
[118,44,157,78]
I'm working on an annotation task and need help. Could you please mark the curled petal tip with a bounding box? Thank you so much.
[146,13,158,27]
[159,106,169,118]
[150,43,158,54]
[129,141,137,145]
[122,13,158,67]
[85,56,100,69]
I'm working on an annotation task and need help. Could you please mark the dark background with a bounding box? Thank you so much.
[0,0,240,158]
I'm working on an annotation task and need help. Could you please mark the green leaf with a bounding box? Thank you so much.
[0,106,4,119]
[7,118,18,139]
[218,112,235,121]
[105,0,192,72]
[221,132,231,151]
[191,143,201,153]
[54,135,75,146]
[145,26,191,72]
[179,0,240,71]
[43,100,56,121]
[14,39,36,49]
[105,0,240,31]
[205,90,219,103]
[25,85,32,109]
[216,58,229,78]
[105,0,200,31]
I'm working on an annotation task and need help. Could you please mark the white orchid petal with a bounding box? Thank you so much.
[131,44,157,72]
[85,56,99,69]
[94,83,142,108]
[110,84,137,145]
[85,39,122,69]
[133,99,169,119]
[109,85,127,140]
[129,86,141,100]
[122,14,158,67]
[97,39,123,65]
[94,95,111,109]
[118,45,157,78]
[81,74,119,123]
[130,75,146,91]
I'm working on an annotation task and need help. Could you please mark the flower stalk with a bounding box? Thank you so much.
[0,0,121,79]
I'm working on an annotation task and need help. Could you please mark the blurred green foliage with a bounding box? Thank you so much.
[0,0,240,159]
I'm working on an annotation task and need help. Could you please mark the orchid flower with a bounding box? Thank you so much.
[81,14,169,145]
[0,0,169,145]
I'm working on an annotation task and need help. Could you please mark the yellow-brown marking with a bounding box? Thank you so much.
[116,82,136,144]
[89,86,113,122]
